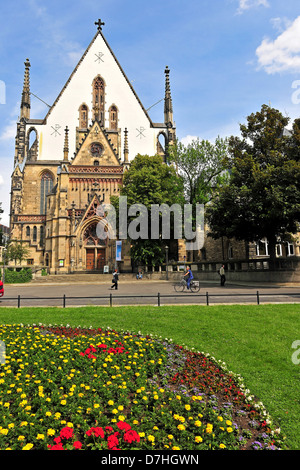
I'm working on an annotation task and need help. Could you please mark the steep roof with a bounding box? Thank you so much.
[44,26,154,127]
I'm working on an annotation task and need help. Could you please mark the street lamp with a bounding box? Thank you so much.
[165,245,169,280]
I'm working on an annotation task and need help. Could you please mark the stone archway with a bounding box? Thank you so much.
[82,221,108,271]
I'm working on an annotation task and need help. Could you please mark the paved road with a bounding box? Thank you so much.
[1,280,300,307]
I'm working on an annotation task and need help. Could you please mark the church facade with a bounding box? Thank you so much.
[9,20,176,274]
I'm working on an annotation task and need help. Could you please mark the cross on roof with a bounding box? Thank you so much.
[95,19,105,31]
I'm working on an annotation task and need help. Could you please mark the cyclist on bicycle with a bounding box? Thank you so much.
[184,266,193,289]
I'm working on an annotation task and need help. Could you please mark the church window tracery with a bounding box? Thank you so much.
[109,105,118,130]
[40,171,54,215]
[93,76,105,124]
[79,104,89,128]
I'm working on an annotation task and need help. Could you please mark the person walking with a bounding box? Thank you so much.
[219,265,226,286]
[111,269,119,290]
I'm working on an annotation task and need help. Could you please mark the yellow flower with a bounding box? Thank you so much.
[18,436,25,441]
[22,443,34,450]
[177,424,185,431]
[148,435,155,442]
[194,420,202,427]
[206,424,213,434]
[219,444,226,449]
[47,429,56,436]
[108,400,114,406]
[195,436,203,443]
[60,400,67,405]
[36,434,45,440]
[226,420,232,426]
[227,427,233,433]
[185,404,191,411]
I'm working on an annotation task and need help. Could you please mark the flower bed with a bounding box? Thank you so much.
[0,324,285,450]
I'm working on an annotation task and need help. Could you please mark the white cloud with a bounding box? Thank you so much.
[0,120,16,141]
[256,16,300,74]
[237,0,269,14]
[180,135,199,146]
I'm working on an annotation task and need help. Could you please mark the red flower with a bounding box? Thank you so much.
[48,443,65,450]
[107,434,119,450]
[123,429,140,444]
[105,426,114,434]
[116,421,131,432]
[73,441,83,450]
[60,427,74,440]
[86,427,105,438]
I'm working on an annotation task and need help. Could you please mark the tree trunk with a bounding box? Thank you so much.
[268,235,277,271]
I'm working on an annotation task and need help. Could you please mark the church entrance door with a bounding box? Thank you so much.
[86,247,106,271]
[97,248,105,270]
[86,249,95,271]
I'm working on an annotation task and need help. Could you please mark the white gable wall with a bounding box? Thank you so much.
[31,32,166,162]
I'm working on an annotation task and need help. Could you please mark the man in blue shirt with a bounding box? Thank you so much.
[184,266,193,289]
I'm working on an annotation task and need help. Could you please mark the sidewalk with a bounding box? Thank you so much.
[7,272,300,288]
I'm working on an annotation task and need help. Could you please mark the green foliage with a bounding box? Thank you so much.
[111,154,184,266]
[206,104,300,260]
[5,242,30,265]
[4,268,32,283]
[168,136,230,205]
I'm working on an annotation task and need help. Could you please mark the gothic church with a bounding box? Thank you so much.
[10,20,176,274]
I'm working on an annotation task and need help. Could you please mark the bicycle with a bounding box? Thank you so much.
[173,278,200,293]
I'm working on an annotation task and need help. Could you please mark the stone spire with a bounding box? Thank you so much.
[20,59,31,120]
[123,128,129,163]
[164,66,173,127]
[63,126,69,161]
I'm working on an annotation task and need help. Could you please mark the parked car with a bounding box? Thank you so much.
[0,280,4,297]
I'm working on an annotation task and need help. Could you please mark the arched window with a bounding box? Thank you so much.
[40,225,44,246]
[27,128,38,160]
[40,171,54,215]
[33,226,37,242]
[109,105,118,130]
[93,76,105,124]
[79,104,88,128]
[26,226,30,237]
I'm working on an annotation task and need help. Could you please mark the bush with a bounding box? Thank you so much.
[4,268,32,284]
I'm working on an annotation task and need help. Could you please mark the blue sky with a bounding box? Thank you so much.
[1,0,300,225]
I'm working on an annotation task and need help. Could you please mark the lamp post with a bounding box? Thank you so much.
[165,245,169,280]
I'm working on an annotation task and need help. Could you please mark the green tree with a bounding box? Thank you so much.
[111,154,184,266]
[206,104,300,263]
[6,242,30,265]
[168,136,230,205]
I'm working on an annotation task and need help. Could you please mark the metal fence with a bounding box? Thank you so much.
[1,291,300,308]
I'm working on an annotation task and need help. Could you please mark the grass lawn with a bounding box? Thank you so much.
[0,303,299,450]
